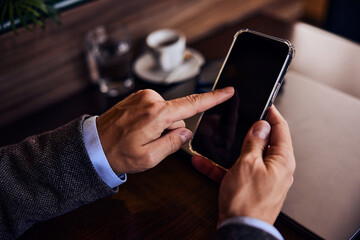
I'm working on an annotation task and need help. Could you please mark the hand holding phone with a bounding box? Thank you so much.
[190,29,294,170]
[193,107,296,226]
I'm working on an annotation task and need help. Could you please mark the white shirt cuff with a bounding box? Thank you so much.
[219,216,284,240]
[82,116,127,188]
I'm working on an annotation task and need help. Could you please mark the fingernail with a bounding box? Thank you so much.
[251,122,271,140]
[179,130,193,143]
[224,86,234,94]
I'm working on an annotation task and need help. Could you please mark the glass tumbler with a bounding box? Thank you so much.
[85,25,134,97]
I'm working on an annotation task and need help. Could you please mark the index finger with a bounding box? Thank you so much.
[166,87,235,122]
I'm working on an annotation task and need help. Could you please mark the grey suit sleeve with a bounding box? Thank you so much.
[211,224,279,240]
[0,116,117,239]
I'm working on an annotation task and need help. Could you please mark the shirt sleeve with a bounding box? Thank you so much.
[219,216,284,240]
[82,116,127,189]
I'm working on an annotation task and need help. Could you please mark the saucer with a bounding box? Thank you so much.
[133,48,205,85]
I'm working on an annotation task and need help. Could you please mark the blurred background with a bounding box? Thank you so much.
[0,0,359,128]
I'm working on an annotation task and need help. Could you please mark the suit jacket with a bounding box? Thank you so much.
[0,117,278,239]
[211,224,278,240]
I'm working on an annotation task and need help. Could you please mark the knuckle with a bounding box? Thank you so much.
[242,152,257,163]
[135,89,145,95]
[287,156,296,173]
[163,101,175,125]
[143,102,165,118]
[185,94,202,106]
[129,89,144,98]
[276,153,296,175]
[242,138,265,153]
[283,160,294,176]
[283,166,294,188]
[140,89,157,97]
[168,134,181,151]
[137,89,163,102]
[280,150,296,173]
[134,89,152,101]
[140,151,157,169]
[240,152,258,170]
[207,90,222,105]
[288,159,296,175]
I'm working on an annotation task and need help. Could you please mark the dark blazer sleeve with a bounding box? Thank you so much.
[211,223,280,240]
[0,116,117,239]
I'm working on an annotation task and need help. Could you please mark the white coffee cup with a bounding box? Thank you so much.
[146,29,186,72]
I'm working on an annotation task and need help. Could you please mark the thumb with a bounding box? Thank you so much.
[239,121,271,163]
[145,128,193,163]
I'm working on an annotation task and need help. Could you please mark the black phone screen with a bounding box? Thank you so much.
[191,30,291,169]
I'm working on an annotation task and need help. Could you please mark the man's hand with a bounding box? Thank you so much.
[192,106,295,225]
[97,87,234,175]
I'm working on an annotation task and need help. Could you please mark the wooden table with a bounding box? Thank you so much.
[3,14,351,239]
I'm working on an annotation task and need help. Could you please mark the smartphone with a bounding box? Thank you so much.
[189,28,294,170]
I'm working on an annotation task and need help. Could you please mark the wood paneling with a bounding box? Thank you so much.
[0,0,279,127]
[262,0,304,22]
[302,0,329,24]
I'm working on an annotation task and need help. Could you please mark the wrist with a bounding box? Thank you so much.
[83,116,127,188]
